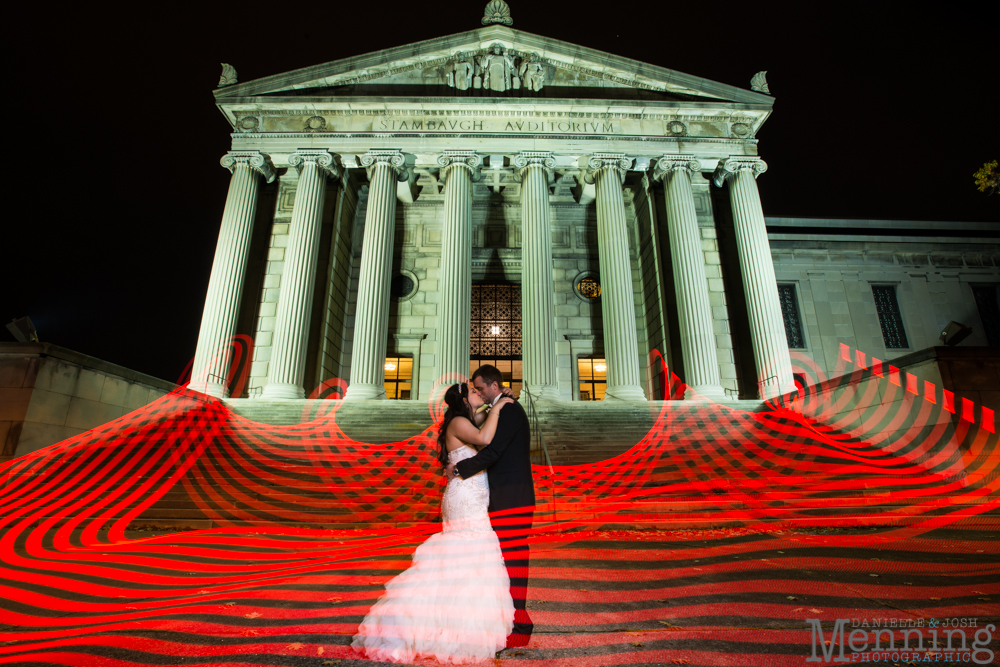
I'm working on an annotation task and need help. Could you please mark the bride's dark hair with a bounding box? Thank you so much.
[437,383,473,468]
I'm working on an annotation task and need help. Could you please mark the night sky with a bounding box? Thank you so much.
[4,1,997,384]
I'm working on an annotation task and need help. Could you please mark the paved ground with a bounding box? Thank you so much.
[2,523,997,666]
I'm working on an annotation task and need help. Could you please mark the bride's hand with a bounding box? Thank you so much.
[494,396,514,411]
[500,386,514,398]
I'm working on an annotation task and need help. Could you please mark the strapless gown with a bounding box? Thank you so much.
[351,446,515,663]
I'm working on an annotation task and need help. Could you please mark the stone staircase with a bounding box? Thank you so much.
[2,397,982,534]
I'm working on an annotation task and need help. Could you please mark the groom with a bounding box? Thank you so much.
[445,364,534,648]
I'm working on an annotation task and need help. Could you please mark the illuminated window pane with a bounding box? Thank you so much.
[384,356,412,399]
[577,357,607,401]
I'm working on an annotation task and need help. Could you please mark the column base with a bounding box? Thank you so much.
[602,384,647,401]
[685,384,728,400]
[343,383,387,400]
[260,382,306,400]
[187,380,228,399]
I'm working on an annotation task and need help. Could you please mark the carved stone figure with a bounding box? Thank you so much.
[447,53,475,91]
[751,71,770,94]
[481,0,513,26]
[518,53,545,92]
[218,63,237,86]
[479,43,516,93]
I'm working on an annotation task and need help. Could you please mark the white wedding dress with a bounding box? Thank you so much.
[351,446,515,663]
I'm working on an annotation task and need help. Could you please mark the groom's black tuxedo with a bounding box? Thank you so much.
[454,398,534,644]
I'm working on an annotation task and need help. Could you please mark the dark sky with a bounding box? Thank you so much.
[4,1,998,383]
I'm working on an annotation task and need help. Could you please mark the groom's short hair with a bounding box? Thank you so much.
[471,364,503,389]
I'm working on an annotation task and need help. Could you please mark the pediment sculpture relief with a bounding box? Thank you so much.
[446,45,545,94]
[446,52,476,91]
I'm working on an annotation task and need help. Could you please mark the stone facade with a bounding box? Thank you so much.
[189,15,998,405]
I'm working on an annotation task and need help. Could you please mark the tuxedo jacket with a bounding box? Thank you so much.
[455,399,535,514]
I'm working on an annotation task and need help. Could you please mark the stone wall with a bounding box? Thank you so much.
[0,343,175,458]
[768,219,1000,384]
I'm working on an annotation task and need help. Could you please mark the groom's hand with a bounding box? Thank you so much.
[444,463,457,478]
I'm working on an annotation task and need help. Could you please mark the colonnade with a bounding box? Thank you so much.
[191,148,793,402]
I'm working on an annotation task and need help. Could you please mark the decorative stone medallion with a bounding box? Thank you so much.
[304,116,327,131]
[667,121,687,136]
[390,270,419,301]
[731,122,750,138]
[237,116,259,132]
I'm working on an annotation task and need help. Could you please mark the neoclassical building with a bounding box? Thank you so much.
[189,1,1000,405]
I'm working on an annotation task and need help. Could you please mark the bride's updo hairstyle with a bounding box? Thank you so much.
[437,383,473,468]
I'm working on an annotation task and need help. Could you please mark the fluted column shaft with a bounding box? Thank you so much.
[656,157,725,399]
[344,150,406,400]
[190,151,275,398]
[589,154,646,401]
[716,157,794,399]
[436,151,479,385]
[262,151,339,399]
[517,152,559,401]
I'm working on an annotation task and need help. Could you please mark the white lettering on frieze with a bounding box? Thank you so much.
[376,116,617,133]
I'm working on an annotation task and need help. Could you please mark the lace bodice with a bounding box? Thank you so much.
[442,446,491,533]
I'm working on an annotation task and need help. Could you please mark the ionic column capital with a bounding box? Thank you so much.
[513,151,555,183]
[587,152,633,185]
[358,149,407,181]
[436,150,482,183]
[221,151,276,183]
[653,155,702,182]
[712,156,767,187]
[288,149,342,180]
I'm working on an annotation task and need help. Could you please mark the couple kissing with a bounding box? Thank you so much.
[352,364,535,663]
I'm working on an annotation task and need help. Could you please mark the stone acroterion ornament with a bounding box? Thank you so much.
[482,0,513,25]
[750,71,769,94]
[219,63,238,86]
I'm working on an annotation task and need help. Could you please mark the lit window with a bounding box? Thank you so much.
[578,358,607,401]
[383,356,413,399]
[577,276,601,300]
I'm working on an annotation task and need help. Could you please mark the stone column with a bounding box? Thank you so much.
[261,150,341,399]
[190,151,275,398]
[515,151,560,401]
[344,150,406,400]
[587,153,646,401]
[654,156,726,399]
[436,151,481,385]
[714,157,794,399]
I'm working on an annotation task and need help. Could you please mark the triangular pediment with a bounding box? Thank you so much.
[215,25,771,107]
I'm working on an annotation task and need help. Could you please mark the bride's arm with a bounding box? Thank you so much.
[472,404,488,427]
[447,407,503,446]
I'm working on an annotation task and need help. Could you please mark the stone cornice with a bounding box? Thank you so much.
[220,151,276,183]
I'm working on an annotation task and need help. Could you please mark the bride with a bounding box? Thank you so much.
[351,383,516,663]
